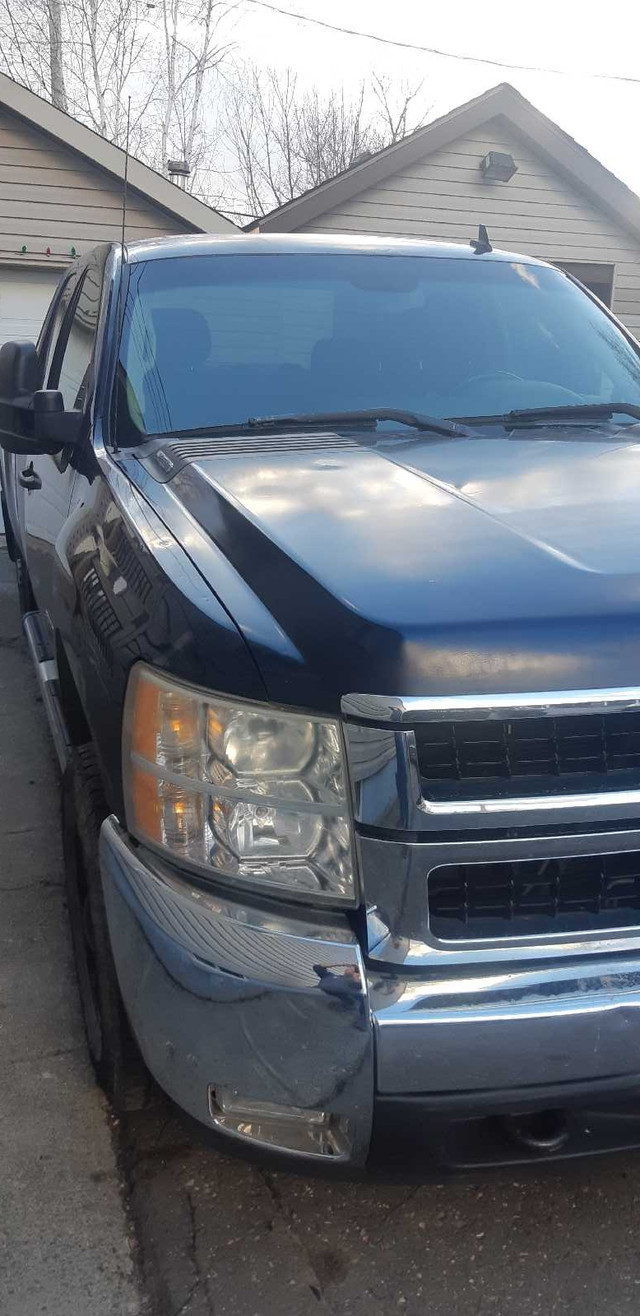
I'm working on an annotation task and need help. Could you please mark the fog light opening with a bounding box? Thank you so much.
[207,1086,352,1160]
[502,1108,569,1154]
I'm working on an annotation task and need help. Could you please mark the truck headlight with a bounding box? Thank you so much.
[122,665,356,903]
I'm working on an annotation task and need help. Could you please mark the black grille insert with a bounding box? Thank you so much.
[415,712,640,801]
[428,852,640,940]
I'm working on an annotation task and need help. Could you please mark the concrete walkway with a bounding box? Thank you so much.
[0,548,142,1316]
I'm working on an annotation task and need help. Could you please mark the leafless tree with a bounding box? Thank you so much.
[0,1,62,104]
[48,0,68,110]
[63,0,150,147]
[0,0,150,144]
[224,63,430,219]
[151,0,235,193]
[371,73,428,143]
[0,0,235,190]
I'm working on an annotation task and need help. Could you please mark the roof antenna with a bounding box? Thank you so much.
[470,223,492,255]
[113,95,131,456]
[120,95,131,252]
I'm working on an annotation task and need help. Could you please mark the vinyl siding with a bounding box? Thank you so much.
[299,119,640,332]
[0,106,192,265]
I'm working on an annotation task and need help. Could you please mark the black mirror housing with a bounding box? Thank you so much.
[0,342,82,455]
[33,390,83,447]
[0,339,41,454]
[0,339,39,401]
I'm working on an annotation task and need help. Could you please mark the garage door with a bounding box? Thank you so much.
[0,268,61,532]
[0,267,61,348]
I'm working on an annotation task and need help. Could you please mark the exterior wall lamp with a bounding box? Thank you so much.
[480,151,518,182]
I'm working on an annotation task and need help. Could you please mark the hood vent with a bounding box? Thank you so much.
[145,431,360,479]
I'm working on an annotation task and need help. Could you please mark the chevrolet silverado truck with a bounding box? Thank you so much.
[4,233,640,1172]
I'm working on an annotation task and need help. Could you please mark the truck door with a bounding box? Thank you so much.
[22,254,103,629]
[2,271,69,560]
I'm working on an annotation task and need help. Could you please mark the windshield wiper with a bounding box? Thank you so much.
[461,402,640,427]
[247,408,468,437]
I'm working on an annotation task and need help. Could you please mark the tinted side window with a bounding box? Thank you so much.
[49,264,102,410]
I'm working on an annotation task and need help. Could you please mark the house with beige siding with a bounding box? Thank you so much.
[253,83,640,335]
[0,71,234,347]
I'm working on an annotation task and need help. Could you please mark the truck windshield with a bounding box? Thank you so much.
[117,252,640,438]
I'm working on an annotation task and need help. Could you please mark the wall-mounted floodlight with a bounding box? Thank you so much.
[479,151,518,182]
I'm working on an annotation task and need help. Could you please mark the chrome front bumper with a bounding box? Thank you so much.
[100,818,640,1168]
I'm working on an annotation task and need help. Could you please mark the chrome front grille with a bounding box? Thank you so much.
[343,688,640,833]
[343,688,640,964]
[415,711,640,802]
[428,851,640,941]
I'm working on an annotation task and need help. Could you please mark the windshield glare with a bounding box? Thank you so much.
[117,252,640,438]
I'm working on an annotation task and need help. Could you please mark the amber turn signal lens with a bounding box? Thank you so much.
[128,764,163,843]
[130,675,161,763]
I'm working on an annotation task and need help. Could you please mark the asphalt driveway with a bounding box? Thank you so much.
[4,543,640,1316]
[0,548,141,1316]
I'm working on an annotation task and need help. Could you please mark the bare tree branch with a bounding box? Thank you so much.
[224,63,430,219]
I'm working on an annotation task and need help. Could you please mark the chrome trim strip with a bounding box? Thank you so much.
[419,784,640,818]
[342,686,640,724]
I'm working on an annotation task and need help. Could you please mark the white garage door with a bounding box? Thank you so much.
[0,268,61,532]
[0,267,61,348]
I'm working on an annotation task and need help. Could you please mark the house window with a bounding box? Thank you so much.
[554,261,614,308]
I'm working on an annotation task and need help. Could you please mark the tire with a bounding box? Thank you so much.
[1,491,17,562]
[15,553,36,615]
[62,744,149,1112]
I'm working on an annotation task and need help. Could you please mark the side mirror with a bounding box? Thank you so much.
[0,342,81,454]
[0,340,40,454]
[33,390,82,447]
[0,339,38,400]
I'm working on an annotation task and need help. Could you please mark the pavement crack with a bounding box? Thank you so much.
[257,1169,336,1313]
[183,1187,215,1315]
[368,1183,423,1246]
[171,1279,200,1316]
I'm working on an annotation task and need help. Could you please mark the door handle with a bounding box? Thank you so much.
[19,462,42,492]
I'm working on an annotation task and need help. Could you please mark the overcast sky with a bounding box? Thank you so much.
[226,0,640,196]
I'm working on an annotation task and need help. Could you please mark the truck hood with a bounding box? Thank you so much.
[159,427,640,709]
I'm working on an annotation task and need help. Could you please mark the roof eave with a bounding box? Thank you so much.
[256,82,640,248]
[0,71,236,234]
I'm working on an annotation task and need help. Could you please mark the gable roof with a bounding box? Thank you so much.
[253,82,640,245]
[0,71,235,234]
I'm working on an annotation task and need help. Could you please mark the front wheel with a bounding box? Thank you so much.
[15,553,35,615]
[62,744,149,1112]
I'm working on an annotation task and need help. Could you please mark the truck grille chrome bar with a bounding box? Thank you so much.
[342,688,640,832]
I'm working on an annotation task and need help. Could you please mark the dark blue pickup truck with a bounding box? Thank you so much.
[4,232,640,1171]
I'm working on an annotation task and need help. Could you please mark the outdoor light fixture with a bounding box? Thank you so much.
[479,151,518,183]
[166,158,190,179]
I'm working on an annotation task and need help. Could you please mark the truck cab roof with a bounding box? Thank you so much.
[123,230,553,268]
